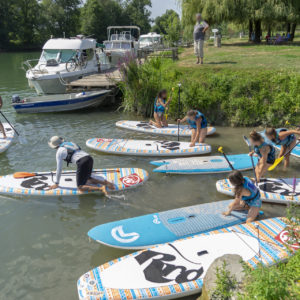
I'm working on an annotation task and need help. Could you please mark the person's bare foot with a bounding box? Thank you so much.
[106,181,116,190]
[196,61,199,64]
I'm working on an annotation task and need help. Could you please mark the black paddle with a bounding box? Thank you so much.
[218,147,234,170]
[243,135,258,185]
[177,83,181,142]
[0,111,20,136]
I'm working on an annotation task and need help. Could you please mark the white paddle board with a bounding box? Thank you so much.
[0,123,15,153]
[88,200,259,249]
[0,168,149,196]
[116,120,216,137]
[216,178,300,205]
[151,154,259,174]
[86,138,211,157]
[78,217,297,300]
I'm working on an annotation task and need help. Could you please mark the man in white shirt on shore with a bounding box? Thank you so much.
[194,13,209,65]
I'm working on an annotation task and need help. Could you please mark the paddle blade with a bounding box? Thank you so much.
[268,156,284,171]
[13,172,36,179]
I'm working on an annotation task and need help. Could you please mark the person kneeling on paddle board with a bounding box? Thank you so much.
[0,96,7,139]
[223,170,261,223]
[47,136,115,193]
[149,89,171,128]
[178,110,207,146]
[249,131,275,182]
[265,127,300,169]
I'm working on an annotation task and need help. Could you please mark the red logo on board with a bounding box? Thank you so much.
[120,174,142,187]
[97,138,113,143]
[275,228,299,250]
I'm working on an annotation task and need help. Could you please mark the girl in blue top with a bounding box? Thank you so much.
[178,110,207,146]
[223,170,261,223]
[265,127,300,169]
[249,131,275,182]
[149,89,171,128]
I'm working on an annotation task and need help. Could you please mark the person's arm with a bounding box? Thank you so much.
[191,118,201,145]
[49,149,65,189]
[178,116,187,124]
[0,96,3,108]
[278,130,300,140]
[158,98,171,108]
[256,146,269,182]
[203,21,209,33]
[223,196,241,216]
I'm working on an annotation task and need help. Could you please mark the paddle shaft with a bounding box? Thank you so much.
[283,140,300,157]
[220,151,234,170]
[243,136,258,185]
[0,111,19,136]
[177,85,181,141]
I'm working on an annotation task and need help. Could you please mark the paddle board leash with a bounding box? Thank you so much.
[0,111,20,136]
[243,135,258,185]
[218,147,234,170]
[177,83,181,142]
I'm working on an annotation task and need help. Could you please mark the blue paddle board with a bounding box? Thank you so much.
[260,129,300,158]
[150,154,259,174]
[88,200,261,249]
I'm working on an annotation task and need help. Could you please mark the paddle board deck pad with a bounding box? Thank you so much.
[260,129,300,158]
[116,120,216,137]
[0,168,148,196]
[86,138,211,157]
[0,123,15,153]
[77,218,297,300]
[87,200,260,249]
[216,178,300,205]
[151,154,259,174]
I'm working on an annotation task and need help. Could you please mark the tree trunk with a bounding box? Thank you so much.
[291,23,297,41]
[286,23,291,34]
[248,19,253,41]
[254,19,261,43]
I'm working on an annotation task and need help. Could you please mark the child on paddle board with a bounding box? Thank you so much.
[178,110,207,146]
[149,89,171,128]
[0,96,7,139]
[265,127,300,168]
[249,131,275,182]
[223,170,261,223]
[47,136,115,194]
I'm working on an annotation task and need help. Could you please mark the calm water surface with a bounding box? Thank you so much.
[0,52,298,300]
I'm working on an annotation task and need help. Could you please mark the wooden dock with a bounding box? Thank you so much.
[67,68,122,90]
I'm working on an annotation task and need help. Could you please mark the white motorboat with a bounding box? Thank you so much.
[11,90,110,113]
[138,32,163,49]
[103,26,140,66]
[23,36,100,94]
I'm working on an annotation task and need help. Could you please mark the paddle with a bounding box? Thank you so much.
[177,83,182,142]
[218,146,234,170]
[285,120,300,128]
[243,135,258,185]
[292,177,296,200]
[165,87,175,121]
[13,169,120,179]
[0,111,19,136]
[268,140,300,171]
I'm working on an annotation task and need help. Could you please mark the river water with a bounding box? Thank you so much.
[0,52,297,300]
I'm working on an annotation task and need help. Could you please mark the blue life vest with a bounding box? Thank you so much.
[154,97,166,114]
[272,128,295,146]
[242,177,260,203]
[187,111,207,129]
[254,142,275,164]
[60,142,81,166]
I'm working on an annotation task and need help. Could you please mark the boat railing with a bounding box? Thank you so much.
[22,59,49,74]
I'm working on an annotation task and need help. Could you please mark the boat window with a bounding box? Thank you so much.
[104,42,113,49]
[60,50,76,62]
[84,49,94,61]
[139,37,153,43]
[153,37,161,43]
[121,42,131,49]
[40,49,76,63]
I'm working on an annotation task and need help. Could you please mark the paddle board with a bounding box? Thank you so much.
[151,154,259,174]
[0,168,148,196]
[87,200,259,249]
[0,123,15,153]
[216,178,300,205]
[86,138,211,157]
[260,129,300,158]
[77,217,297,300]
[116,120,216,137]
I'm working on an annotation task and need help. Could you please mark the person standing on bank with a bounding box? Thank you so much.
[194,13,209,65]
[47,136,115,194]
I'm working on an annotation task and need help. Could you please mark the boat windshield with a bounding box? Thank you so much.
[139,37,153,43]
[105,42,132,50]
[40,49,76,63]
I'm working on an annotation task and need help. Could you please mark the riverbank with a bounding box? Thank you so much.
[119,39,300,127]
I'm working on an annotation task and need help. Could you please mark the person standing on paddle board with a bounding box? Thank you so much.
[47,136,115,193]
[0,96,7,139]
[178,110,207,146]
[149,89,171,128]
[265,127,300,169]
[249,131,275,182]
[223,170,261,223]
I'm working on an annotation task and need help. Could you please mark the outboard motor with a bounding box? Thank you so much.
[12,94,21,103]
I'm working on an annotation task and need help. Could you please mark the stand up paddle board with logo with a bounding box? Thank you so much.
[260,129,300,158]
[116,120,216,137]
[216,178,300,205]
[88,200,262,249]
[86,138,211,157]
[77,217,297,300]
[0,123,15,153]
[151,154,259,174]
[0,168,148,196]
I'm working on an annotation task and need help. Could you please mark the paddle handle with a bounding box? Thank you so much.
[0,111,19,136]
